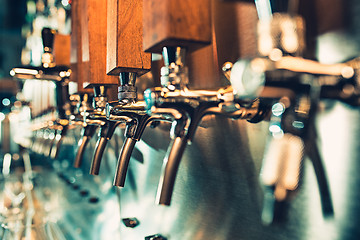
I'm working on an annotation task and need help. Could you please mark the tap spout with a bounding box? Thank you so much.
[156,135,188,205]
[147,90,267,206]
[74,125,98,168]
[44,129,56,158]
[305,127,334,218]
[114,137,137,186]
[40,129,52,156]
[50,125,68,159]
[90,121,121,175]
[113,114,171,187]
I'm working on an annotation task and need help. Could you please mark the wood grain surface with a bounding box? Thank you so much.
[143,0,211,53]
[53,34,70,66]
[81,0,118,88]
[107,0,151,76]
[70,0,93,94]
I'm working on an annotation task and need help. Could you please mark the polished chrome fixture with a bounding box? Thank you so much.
[106,72,172,187]
[229,0,360,224]
[144,46,268,205]
[10,28,72,159]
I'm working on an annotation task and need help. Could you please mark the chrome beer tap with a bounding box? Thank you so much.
[105,72,172,187]
[227,0,360,224]
[144,46,267,206]
[11,28,72,159]
[88,71,170,178]
[78,85,117,174]
[85,85,122,175]
[72,93,98,168]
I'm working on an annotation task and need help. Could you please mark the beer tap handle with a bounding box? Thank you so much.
[41,27,55,53]
[143,0,214,206]
[41,27,56,68]
[74,125,98,168]
[90,121,121,175]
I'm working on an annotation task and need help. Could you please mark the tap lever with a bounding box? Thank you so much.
[260,95,333,224]
[145,234,167,240]
[44,129,56,157]
[260,133,304,224]
[41,28,56,68]
[41,28,55,53]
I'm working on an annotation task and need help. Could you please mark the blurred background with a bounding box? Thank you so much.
[1,0,360,239]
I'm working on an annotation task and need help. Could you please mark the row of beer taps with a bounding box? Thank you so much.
[10,0,360,226]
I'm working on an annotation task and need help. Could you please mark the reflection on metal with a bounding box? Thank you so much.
[122,217,140,228]
[145,233,167,240]
[3,1,360,240]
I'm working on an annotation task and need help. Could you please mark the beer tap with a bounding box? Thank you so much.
[227,0,360,224]
[73,84,117,172]
[143,46,267,206]
[87,0,170,180]
[72,0,119,172]
[142,0,269,206]
[11,28,72,159]
[106,73,173,187]
[39,29,71,160]
[68,0,98,168]
[72,93,97,168]
[103,0,170,187]
[141,1,270,206]
[88,86,120,175]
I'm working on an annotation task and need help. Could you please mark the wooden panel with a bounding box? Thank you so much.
[187,2,258,89]
[53,34,70,66]
[70,0,93,94]
[143,0,211,53]
[79,0,91,90]
[107,0,151,76]
[82,0,118,88]
[107,85,120,102]
[0,78,18,94]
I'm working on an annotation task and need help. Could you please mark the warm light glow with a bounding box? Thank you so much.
[12,68,38,76]
[341,66,354,79]
[269,124,281,133]
[2,153,12,175]
[269,48,283,61]
[59,71,66,78]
